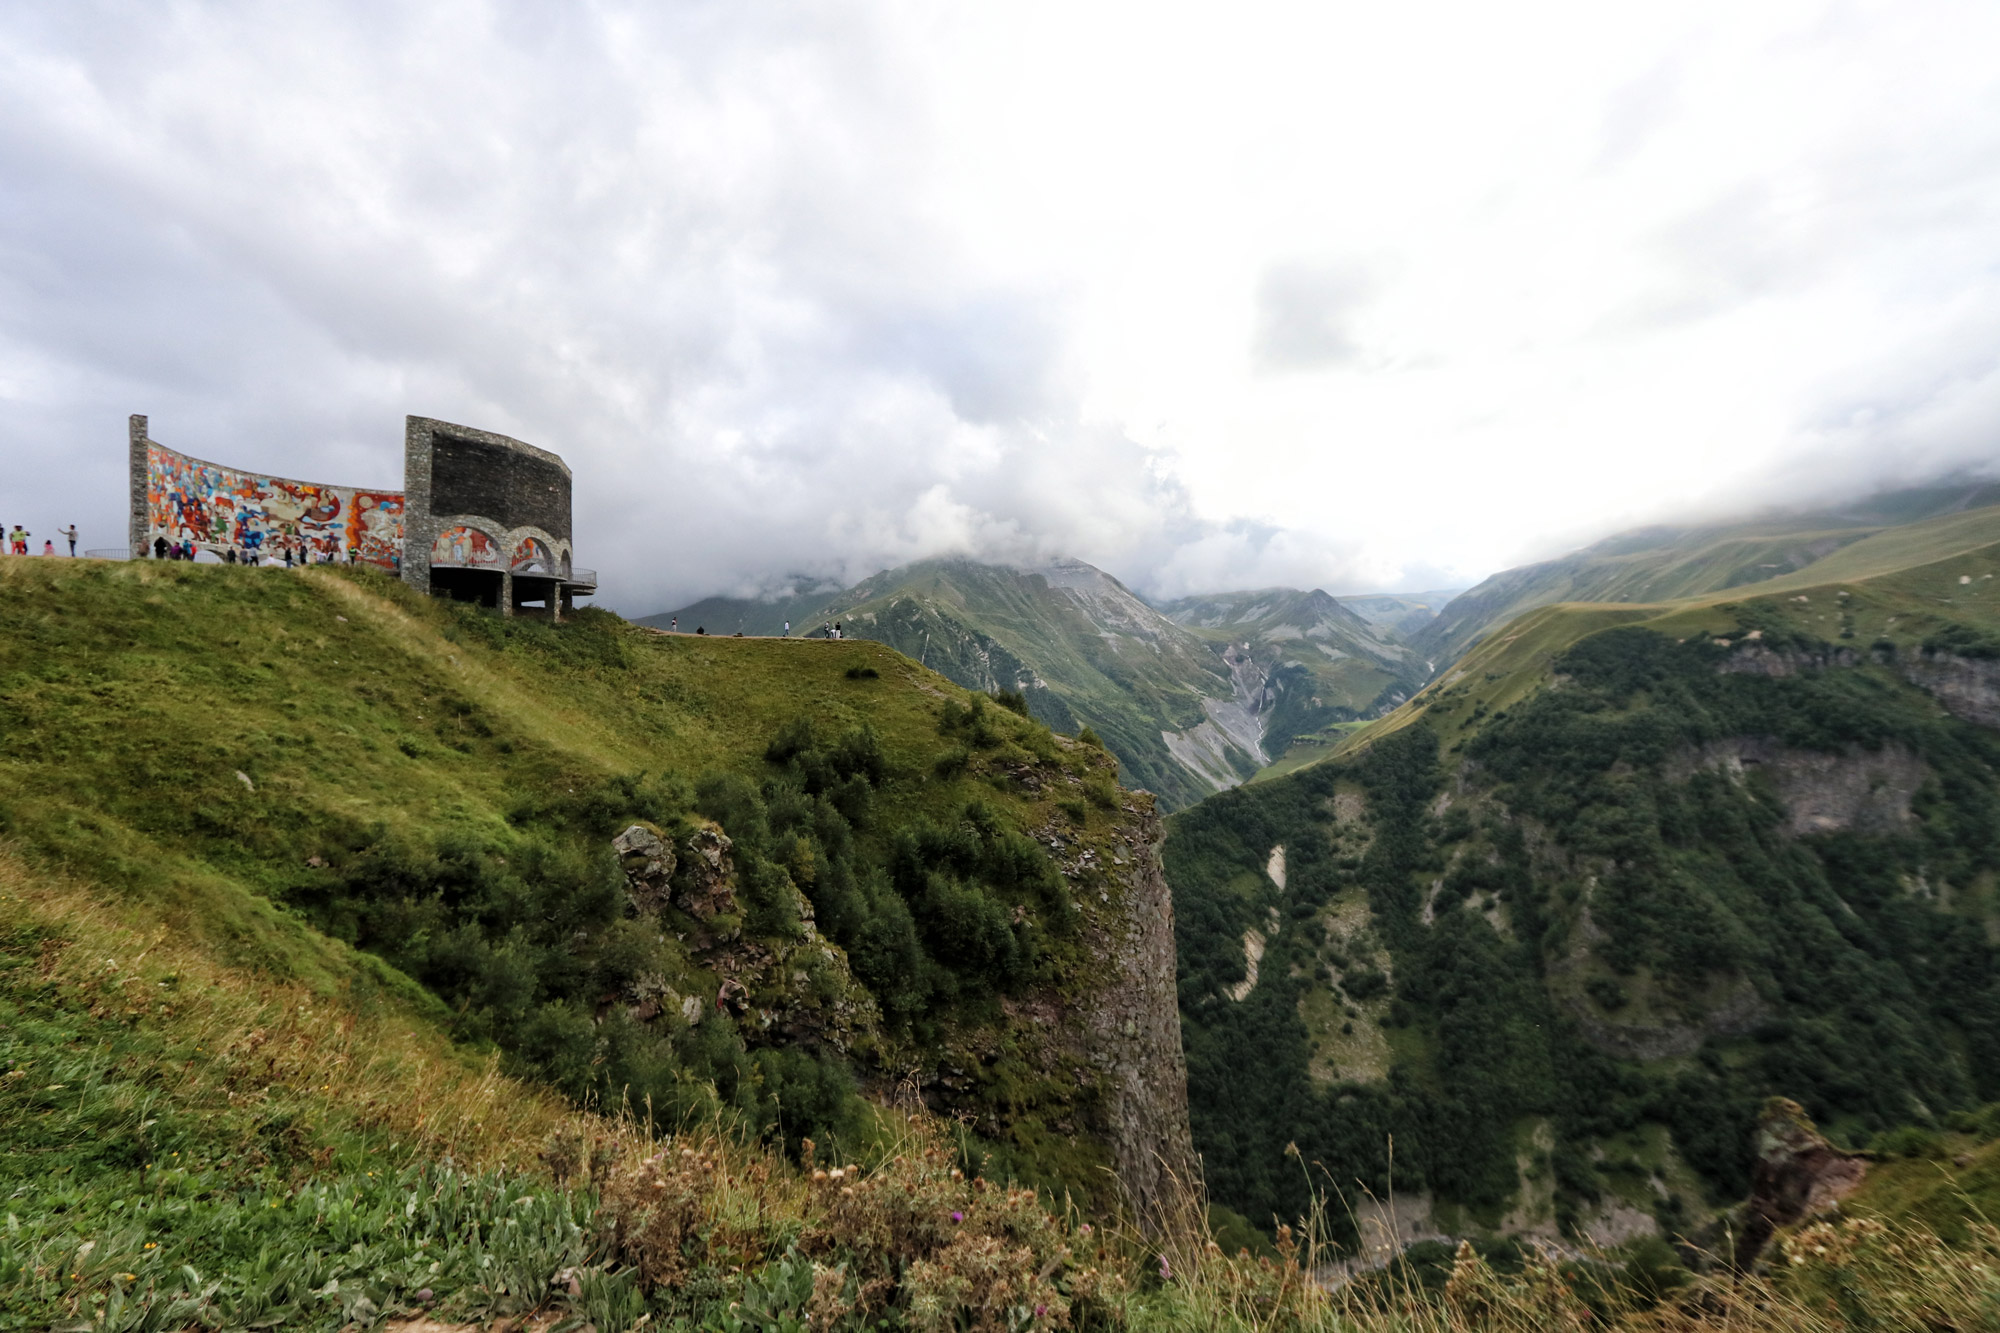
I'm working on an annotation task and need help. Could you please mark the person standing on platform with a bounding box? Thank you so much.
[59,524,77,556]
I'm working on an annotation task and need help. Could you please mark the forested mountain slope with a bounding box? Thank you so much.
[1166,524,2000,1258]
[0,559,1191,1214]
[1415,482,2000,669]
[652,562,1438,811]
[653,558,1288,809]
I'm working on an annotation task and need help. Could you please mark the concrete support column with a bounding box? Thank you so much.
[500,568,513,617]
[128,415,149,556]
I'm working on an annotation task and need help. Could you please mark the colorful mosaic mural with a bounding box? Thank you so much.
[510,535,562,576]
[431,524,502,568]
[144,444,405,568]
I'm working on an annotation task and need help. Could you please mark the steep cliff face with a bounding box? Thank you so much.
[607,766,1196,1223]
[1079,801,1197,1227]
[1670,736,1930,837]
[1902,650,2000,729]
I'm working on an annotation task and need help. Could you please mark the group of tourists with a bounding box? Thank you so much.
[3,524,78,557]
[662,618,844,638]
[146,534,378,568]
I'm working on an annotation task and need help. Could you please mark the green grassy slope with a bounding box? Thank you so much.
[653,558,1257,810]
[1413,483,2000,670]
[1165,526,2000,1256]
[0,557,1148,1206]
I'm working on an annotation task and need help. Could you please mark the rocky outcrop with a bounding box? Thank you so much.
[609,821,878,1055]
[1716,643,1862,677]
[1717,638,2000,735]
[1672,737,1929,837]
[1733,1097,1868,1271]
[1083,802,1198,1231]
[1902,651,2000,730]
[675,824,739,922]
[612,823,677,915]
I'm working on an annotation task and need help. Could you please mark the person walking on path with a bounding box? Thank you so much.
[59,525,77,556]
[671,617,678,632]
[783,621,790,636]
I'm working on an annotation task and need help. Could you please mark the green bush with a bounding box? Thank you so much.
[1871,1125,1947,1159]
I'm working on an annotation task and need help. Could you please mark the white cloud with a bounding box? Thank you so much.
[1,0,1997,609]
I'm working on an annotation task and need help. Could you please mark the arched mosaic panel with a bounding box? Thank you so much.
[431,524,503,568]
[510,535,564,576]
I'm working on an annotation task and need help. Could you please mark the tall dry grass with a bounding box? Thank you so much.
[1,847,580,1172]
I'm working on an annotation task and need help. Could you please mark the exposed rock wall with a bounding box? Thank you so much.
[1902,651,2000,729]
[1084,802,1198,1231]
[1716,643,1862,677]
[1671,737,1929,837]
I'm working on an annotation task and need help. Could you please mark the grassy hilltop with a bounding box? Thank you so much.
[0,557,1189,1326]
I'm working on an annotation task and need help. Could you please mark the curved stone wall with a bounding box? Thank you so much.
[125,412,587,614]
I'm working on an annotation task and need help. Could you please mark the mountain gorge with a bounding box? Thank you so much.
[651,559,1430,811]
[1164,493,2000,1260]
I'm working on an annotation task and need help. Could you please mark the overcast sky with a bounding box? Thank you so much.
[4,1,1998,612]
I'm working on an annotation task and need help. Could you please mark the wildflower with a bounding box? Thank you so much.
[951,1211,964,1223]
[1036,1304,1047,1318]
[1158,1255,1172,1281]
[1079,1223,1092,1236]
[144,1243,157,1250]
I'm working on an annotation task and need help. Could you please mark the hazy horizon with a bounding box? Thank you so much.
[5,2,1998,614]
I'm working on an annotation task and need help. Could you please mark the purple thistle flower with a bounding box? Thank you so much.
[951,1210,964,1223]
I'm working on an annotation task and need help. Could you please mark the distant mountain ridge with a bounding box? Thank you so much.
[1336,589,1463,638]
[1415,480,2000,670]
[647,559,1429,810]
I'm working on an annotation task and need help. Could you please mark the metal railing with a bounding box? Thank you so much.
[567,568,598,589]
[83,548,130,560]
